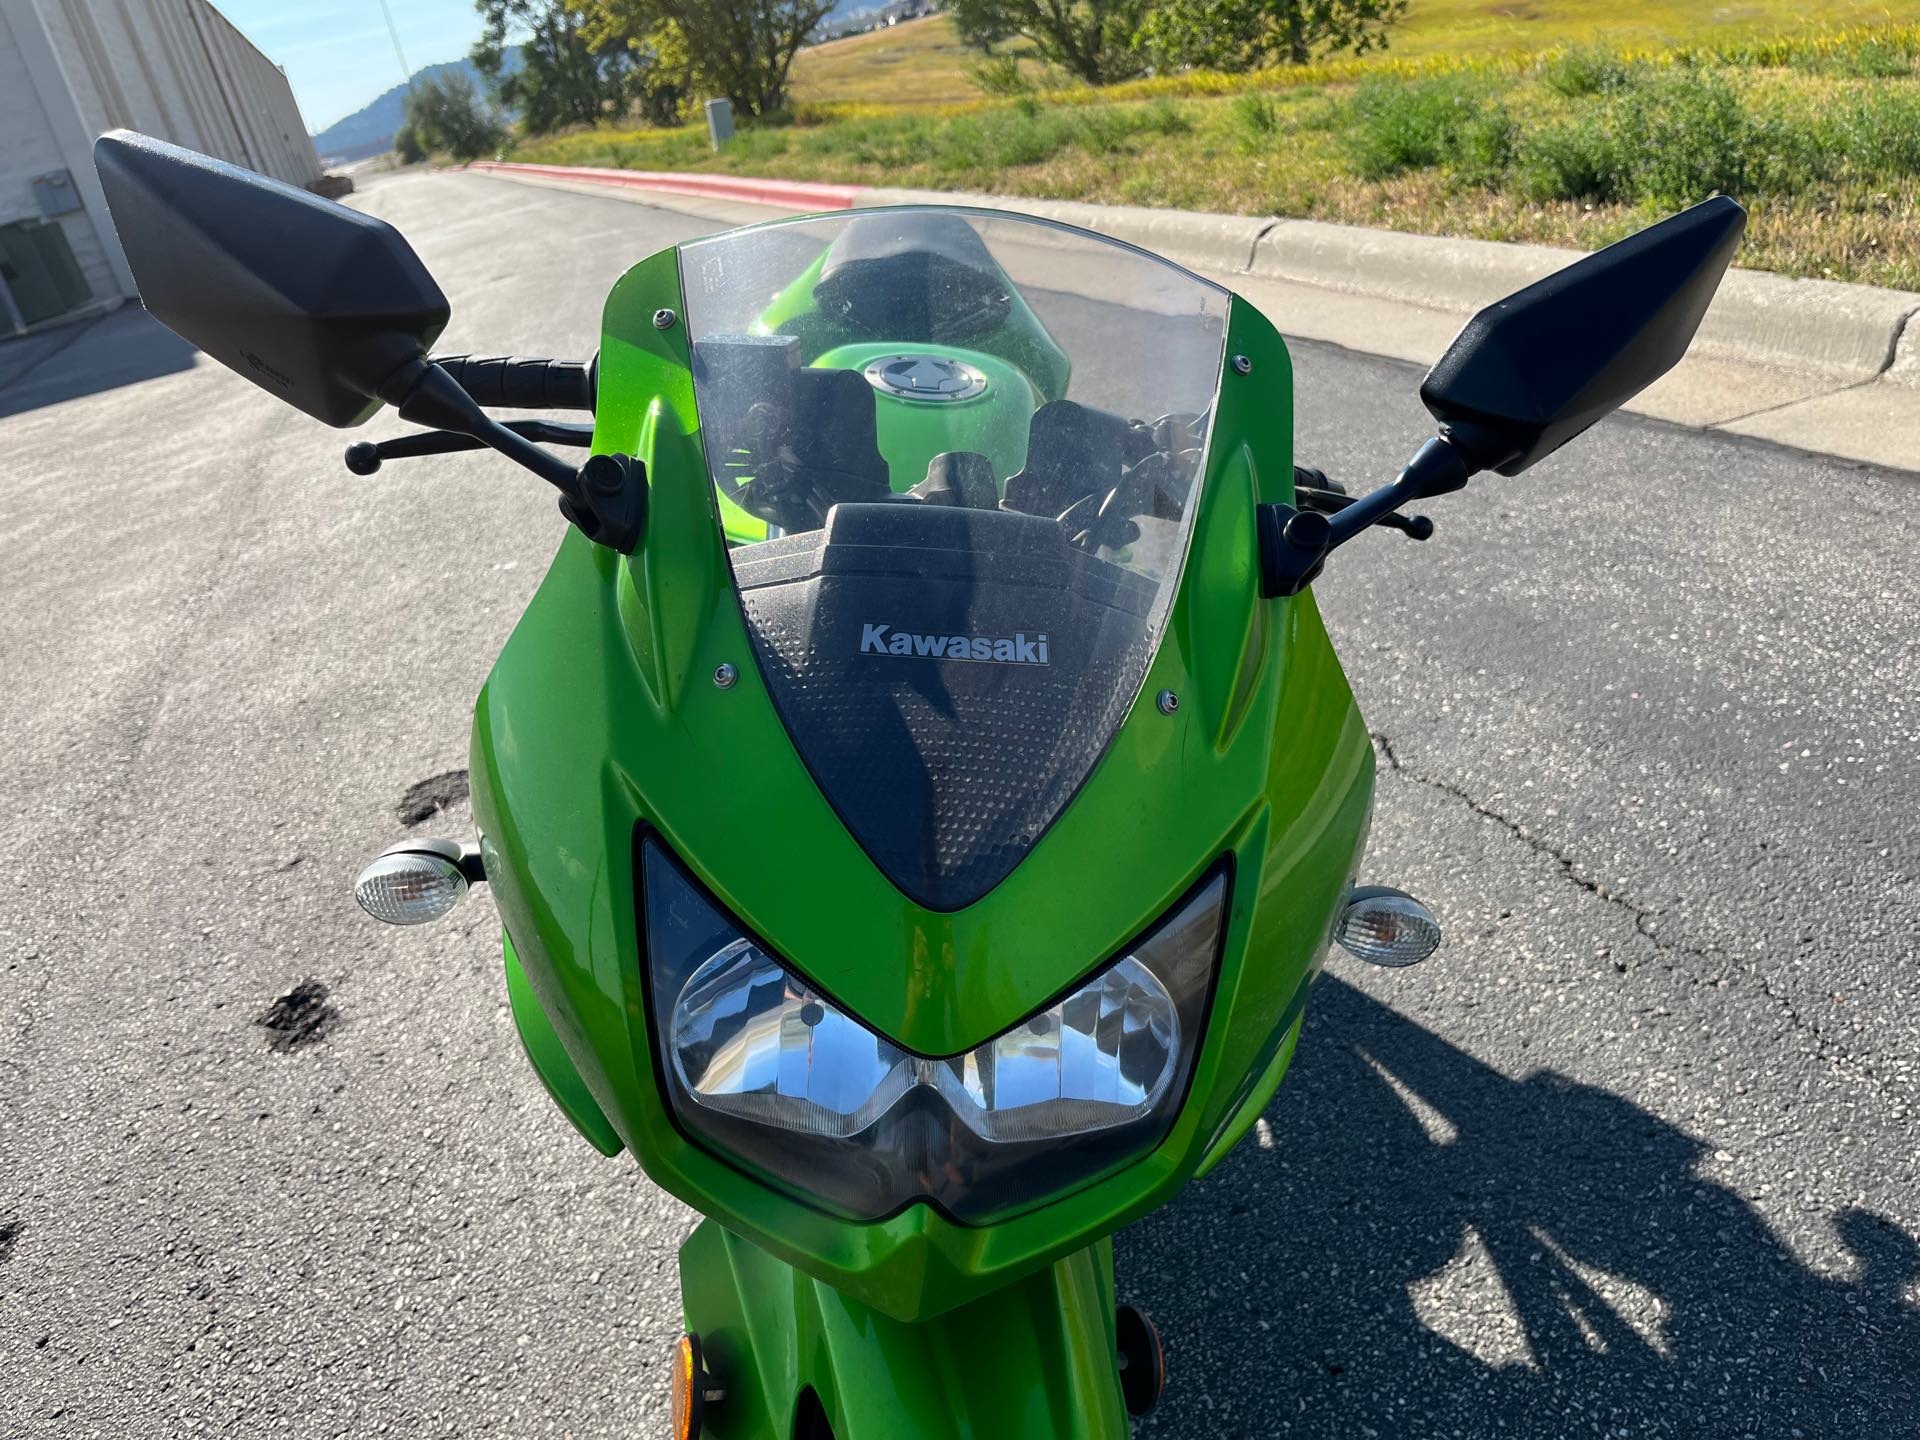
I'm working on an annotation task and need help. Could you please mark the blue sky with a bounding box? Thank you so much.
[219,0,488,132]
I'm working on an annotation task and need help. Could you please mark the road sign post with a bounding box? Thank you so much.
[706,99,735,151]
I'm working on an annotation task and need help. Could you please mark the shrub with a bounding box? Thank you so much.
[944,107,1065,168]
[970,55,1033,97]
[1342,75,1499,179]
[1454,100,1516,186]
[1612,71,1825,205]
[1233,92,1281,143]
[1614,72,1749,204]
[1076,104,1139,151]
[1786,35,1918,79]
[1831,89,1920,177]
[1513,71,1830,207]
[1143,98,1194,136]
[1539,45,1643,98]
[402,72,506,162]
[1514,115,1621,201]
[1740,110,1835,195]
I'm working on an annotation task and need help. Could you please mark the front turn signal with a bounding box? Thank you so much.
[672,1333,726,1440]
[1335,886,1442,967]
[353,838,483,926]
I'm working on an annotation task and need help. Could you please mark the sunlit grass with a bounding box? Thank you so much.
[511,17,1920,288]
[789,5,1920,106]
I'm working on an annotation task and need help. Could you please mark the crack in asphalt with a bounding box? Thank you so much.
[1371,730,1678,951]
[1,956,52,1114]
[1369,731,1888,1093]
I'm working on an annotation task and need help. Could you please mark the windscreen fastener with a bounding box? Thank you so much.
[653,308,678,330]
[713,663,738,690]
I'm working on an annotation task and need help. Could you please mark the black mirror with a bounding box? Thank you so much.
[92,130,449,428]
[1421,195,1745,476]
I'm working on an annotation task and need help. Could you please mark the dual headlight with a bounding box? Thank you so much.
[640,836,1225,1224]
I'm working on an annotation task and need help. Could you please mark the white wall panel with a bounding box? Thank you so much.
[1,0,326,312]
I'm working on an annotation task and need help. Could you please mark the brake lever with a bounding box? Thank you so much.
[344,419,595,475]
[1374,509,1435,541]
[1295,483,1432,541]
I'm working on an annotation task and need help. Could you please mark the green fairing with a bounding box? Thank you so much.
[503,930,623,1158]
[465,235,1373,1430]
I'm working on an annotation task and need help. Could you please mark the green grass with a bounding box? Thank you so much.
[789,2,1917,106]
[515,19,1920,289]
[1368,0,1908,57]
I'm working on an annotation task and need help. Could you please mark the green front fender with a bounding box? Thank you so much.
[681,1221,1129,1440]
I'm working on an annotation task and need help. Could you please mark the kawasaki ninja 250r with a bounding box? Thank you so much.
[92,130,1742,1438]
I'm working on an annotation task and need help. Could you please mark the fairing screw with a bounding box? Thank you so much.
[653,308,678,330]
[1231,354,1252,376]
[713,662,738,690]
[1156,689,1179,715]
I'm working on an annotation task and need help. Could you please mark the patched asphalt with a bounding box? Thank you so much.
[1,170,1914,1439]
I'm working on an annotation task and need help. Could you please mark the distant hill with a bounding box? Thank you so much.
[311,7,896,163]
[312,50,521,165]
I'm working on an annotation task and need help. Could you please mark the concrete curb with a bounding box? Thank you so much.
[861,186,1920,390]
[464,162,1920,473]
[858,187,1270,276]
[466,160,862,212]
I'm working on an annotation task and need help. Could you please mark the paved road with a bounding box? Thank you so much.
[2,171,1915,1439]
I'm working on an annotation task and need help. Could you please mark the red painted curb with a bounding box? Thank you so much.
[467,160,863,211]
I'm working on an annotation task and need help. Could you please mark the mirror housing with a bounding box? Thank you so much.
[92,130,450,427]
[1421,195,1746,476]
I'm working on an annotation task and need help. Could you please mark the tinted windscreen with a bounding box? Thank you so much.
[680,208,1229,910]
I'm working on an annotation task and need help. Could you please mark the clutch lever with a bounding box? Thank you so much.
[344,419,595,475]
[1295,476,1433,542]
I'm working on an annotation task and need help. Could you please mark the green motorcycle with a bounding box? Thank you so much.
[93,130,1743,1438]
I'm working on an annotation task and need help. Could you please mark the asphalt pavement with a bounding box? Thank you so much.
[2,170,1915,1439]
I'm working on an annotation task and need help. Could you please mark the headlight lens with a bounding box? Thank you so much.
[641,837,1225,1224]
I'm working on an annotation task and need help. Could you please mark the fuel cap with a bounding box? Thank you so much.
[862,352,989,403]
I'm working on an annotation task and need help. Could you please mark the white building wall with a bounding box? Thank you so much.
[45,0,322,187]
[0,0,324,318]
[0,0,128,307]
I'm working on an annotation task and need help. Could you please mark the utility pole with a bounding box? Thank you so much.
[376,0,415,93]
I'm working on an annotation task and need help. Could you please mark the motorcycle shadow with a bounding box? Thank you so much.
[1120,973,1920,1438]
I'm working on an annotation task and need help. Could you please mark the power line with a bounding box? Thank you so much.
[375,0,415,92]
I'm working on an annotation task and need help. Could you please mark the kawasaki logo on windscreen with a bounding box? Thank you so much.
[859,624,1050,666]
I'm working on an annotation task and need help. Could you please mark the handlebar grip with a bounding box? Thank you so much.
[428,354,596,412]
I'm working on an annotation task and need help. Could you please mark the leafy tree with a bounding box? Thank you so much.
[474,1,637,133]
[946,0,1153,85]
[580,8,699,125]
[583,0,836,118]
[629,17,698,125]
[394,120,427,164]
[1139,0,1409,71]
[400,72,506,160]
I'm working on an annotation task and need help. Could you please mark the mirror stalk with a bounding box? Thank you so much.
[382,360,583,497]
[375,359,650,554]
[1260,436,1472,598]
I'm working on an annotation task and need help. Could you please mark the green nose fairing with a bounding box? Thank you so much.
[469,239,1372,1341]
